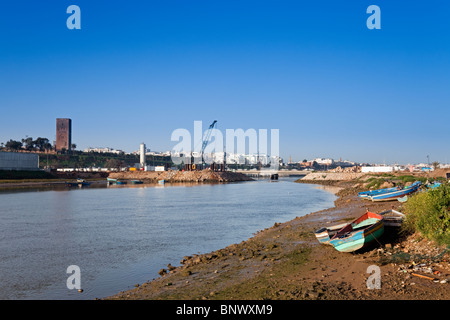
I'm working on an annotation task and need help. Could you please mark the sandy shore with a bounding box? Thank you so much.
[105,178,450,300]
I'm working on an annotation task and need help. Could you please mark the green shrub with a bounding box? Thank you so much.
[396,175,428,184]
[365,178,385,189]
[403,184,450,246]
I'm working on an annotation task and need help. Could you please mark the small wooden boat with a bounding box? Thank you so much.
[329,211,384,253]
[115,180,127,185]
[66,179,90,187]
[369,181,421,202]
[107,178,117,184]
[314,222,348,245]
[379,209,405,227]
[131,180,143,184]
[358,186,398,199]
[76,179,90,186]
[428,182,441,189]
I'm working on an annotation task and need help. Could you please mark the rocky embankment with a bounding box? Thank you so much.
[108,169,253,183]
[297,172,367,183]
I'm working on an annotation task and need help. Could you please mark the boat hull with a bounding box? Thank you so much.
[358,187,398,199]
[379,209,405,227]
[314,223,348,245]
[369,182,421,202]
[329,212,384,253]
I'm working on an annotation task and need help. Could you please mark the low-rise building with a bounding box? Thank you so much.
[0,152,39,171]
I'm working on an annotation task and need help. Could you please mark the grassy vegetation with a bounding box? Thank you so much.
[403,183,450,246]
[37,152,172,169]
[364,174,441,190]
[364,177,385,189]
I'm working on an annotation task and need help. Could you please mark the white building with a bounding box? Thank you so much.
[84,147,124,154]
[312,158,334,165]
[361,166,400,173]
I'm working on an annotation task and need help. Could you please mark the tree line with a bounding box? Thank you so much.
[0,137,76,152]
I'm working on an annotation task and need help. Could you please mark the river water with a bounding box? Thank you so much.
[0,177,337,300]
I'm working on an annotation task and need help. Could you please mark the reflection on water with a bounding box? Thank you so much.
[314,184,343,195]
[0,177,336,300]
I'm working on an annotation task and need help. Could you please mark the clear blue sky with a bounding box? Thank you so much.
[1,1,449,164]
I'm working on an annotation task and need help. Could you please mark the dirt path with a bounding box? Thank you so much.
[105,182,449,300]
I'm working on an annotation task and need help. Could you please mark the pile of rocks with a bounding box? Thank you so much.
[329,166,361,173]
[109,169,253,183]
[299,172,366,181]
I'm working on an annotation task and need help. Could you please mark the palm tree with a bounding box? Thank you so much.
[432,161,440,170]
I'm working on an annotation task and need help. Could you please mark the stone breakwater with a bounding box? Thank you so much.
[297,172,366,182]
[108,169,253,183]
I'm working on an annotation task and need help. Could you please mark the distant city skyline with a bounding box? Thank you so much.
[1,1,449,164]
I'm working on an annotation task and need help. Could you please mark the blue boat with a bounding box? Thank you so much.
[358,186,398,199]
[329,211,384,253]
[115,180,127,185]
[66,179,90,187]
[107,177,117,184]
[369,181,421,202]
[428,182,441,189]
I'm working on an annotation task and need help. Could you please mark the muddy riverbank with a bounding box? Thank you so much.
[105,179,449,300]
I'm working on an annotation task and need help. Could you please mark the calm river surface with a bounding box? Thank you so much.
[0,177,337,300]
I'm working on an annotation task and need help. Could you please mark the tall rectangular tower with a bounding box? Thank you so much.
[56,118,72,151]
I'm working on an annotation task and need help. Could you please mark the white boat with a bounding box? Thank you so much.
[314,222,348,245]
[379,209,405,227]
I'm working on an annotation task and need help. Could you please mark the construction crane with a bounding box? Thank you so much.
[201,120,217,167]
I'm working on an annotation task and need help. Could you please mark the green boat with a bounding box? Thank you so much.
[131,180,143,184]
[329,211,384,253]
